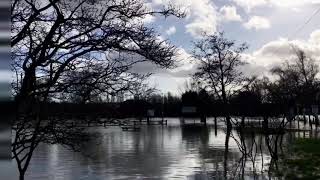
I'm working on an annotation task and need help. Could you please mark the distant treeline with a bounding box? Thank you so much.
[31,99,289,119]
[11,85,319,119]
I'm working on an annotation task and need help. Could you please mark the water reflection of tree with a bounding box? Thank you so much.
[184,127,241,179]
[226,127,288,180]
[178,117,298,180]
[181,126,209,148]
[73,126,186,179]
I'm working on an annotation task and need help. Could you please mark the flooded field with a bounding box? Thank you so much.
[21,118,315,180]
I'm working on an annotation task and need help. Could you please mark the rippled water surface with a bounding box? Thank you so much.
[22,118,300,180]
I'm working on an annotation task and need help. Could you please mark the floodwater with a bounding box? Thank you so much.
[21,118,305,180]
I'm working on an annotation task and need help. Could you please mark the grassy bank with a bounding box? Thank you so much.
[277,138,320,179]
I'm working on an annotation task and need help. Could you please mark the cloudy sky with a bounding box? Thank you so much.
[134,0,320,95]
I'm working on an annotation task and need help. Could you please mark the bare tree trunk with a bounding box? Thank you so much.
[223,127,231,179]
[263,116,268,130]
[303,109,307,125]
[309,113,313,130]
[297,117,300,130]
[226,116,232,129]
[19,171,25,180]
[214,116,218,136]
[241,116,245,127]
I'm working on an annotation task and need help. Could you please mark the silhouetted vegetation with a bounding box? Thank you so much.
[11,0,184,179]
[192,32,249,128]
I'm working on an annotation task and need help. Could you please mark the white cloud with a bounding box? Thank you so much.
[142,14,156,24]
[152,0,219,38]
[131,47,196,95]
[130,47,196,78]
[291,7,302,13]
[220,5,242,22]
[270,0,320,7]
[310,30,320,45]
[243,29,320,77]
[139,29,320,80]
[143,29,320,85]
[184,0,218,38]
[147,75,189,95]
[246,39,295,68]
[231,0,267,12]
[244,16,271,30]
[232,0,320,12]
[168,48,196,75]
[165,26,176,35]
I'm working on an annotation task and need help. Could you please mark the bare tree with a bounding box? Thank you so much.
[179,79,201,94]
[12,0,184,101]
[270,48,319,108]
[128,80,158,100]
[56,56,152,103]
[294,49,319,87]
[270,62,301,106]
[192,32,248,127]
[243,76,271,104]
[191,32,248,175]
[11,0,184,179]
